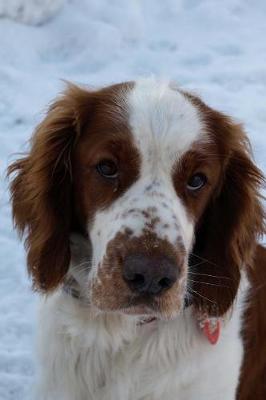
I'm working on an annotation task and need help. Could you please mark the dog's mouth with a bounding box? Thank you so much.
[119,307,158,327]
[92,297,184,321]
[113,293,184,321]
[91,258,187,321]
[119,304,156,316]
[91,275,187,321]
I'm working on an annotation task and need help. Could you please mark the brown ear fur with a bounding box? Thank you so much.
[190,106,265,316]
[8,84,92,291]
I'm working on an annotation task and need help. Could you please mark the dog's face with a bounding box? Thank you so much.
[73,80,223,319]
[9,79,264,320]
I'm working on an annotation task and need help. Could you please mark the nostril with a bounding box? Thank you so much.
[123,266,145,283]
[132,273,145,286]
[123,271,146,292]
[158,277,173,290]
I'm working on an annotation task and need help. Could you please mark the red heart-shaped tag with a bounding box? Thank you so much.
[202,319,221,345]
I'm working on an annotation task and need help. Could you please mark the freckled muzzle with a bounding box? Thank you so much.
[90,228,187,319]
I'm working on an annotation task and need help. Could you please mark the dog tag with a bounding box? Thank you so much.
[202,318,221,345]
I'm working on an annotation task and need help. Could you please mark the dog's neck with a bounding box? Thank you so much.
[62,271,225,346]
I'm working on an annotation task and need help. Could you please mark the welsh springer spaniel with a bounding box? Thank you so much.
[9,78,266,400]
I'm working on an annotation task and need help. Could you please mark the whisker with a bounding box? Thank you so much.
[189,260,206,268]
[189,252,220,268]
[71,261,91,270]
[188,288,217,305]
[188,278,230,289]
[188,271,233,281]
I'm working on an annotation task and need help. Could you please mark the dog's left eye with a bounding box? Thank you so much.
[187,173,207,191]
[96,160,118,179]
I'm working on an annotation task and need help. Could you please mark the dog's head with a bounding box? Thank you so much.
[9,79,265,319]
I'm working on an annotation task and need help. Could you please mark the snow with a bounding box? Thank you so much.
[0,0,64,26]
[0,0,265,398]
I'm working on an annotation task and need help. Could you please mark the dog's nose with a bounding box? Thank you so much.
[123,254,179,295]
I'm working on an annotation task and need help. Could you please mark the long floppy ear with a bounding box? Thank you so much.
[8,84,92,291]
[191,109,265,316]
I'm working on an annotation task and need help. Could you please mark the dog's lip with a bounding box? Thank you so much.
[92,292,183,320]
[119,306,158,326]
[118,304,177,321]
[119,304,155,316]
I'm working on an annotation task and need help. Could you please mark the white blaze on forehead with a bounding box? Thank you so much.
[127,78,203,171]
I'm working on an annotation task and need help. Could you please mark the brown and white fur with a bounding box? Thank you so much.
[8,78,266,400]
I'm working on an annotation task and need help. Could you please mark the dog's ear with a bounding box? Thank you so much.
[8,84,92,291]
[191,110,265,316]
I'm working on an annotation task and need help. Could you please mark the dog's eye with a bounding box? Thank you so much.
[96,160,118,179]
[187,173,207,191]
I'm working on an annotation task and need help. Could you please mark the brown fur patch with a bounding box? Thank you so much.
[8,81,140,291]
[174,93,265,316]
[237,244,266,399]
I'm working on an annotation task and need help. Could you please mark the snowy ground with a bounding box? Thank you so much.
[0,0,265,398]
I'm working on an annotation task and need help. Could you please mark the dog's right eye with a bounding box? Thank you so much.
[96,160,118,179]
[187,173,207,191]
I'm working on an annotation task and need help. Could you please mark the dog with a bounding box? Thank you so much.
[8,78,266,399]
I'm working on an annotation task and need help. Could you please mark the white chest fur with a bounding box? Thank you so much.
[35,280,247,400]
